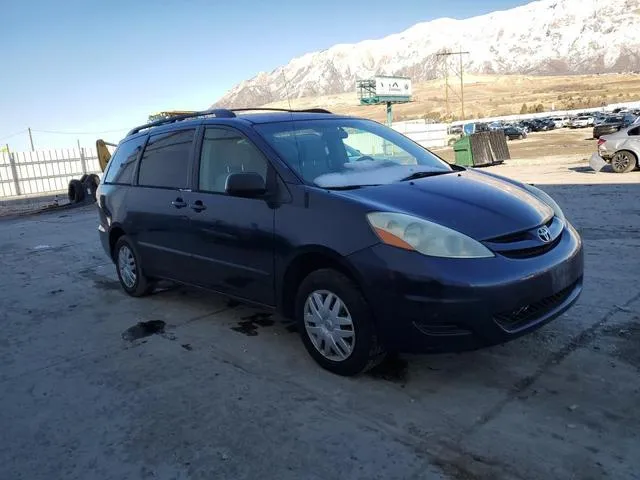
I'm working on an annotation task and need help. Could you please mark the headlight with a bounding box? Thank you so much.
[366,212,494,258]
[522,184,565,222]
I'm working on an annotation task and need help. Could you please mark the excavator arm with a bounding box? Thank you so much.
[95,139,117,172]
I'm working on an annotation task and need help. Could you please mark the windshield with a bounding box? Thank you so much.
[255,118,452,188]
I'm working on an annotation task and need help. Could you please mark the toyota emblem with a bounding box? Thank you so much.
[537,226,552,243]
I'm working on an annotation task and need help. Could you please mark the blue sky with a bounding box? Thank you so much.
[1,0,529,151]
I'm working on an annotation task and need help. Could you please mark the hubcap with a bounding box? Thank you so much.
[303,290,355,361]
[118,245,137,289]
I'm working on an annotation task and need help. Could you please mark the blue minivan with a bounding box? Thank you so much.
[97,109,583,376]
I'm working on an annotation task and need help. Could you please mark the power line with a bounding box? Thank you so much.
[31,128,128,135]
[436,49,470,120]
[0,129,27,142]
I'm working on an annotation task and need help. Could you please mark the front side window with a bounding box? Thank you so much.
[198,128,267,193]
[138,129,194,189]
[103,135,146,184]
[628,126,640,136]
[255,118,451,188]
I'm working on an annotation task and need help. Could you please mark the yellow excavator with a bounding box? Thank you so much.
[67,111,194,203]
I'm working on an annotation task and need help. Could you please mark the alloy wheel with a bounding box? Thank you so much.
[612,152,632,172]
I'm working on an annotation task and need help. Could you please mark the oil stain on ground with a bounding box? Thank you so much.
[368,354,409,385]
[231,312,274,336]
[122,320,166,341]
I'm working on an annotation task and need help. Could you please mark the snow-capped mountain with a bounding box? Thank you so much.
[213,0,640,108]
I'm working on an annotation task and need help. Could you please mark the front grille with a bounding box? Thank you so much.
[499,234,561,259]
[488,217,553,244]
[494,279,580,332]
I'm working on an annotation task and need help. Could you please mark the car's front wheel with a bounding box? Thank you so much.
[114,236,154,297]
[295,269,385,376]
[611,150,637,173]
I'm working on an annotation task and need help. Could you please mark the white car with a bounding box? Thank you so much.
[550,116,570,128]
[568,116,594,128]
[591,123,640,173]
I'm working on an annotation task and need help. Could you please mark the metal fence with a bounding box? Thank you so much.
[0,147,101,198]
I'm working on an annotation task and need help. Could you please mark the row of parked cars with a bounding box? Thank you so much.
[477,109,640,141]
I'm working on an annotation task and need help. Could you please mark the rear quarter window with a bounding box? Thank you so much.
[137,129,195,189]
[103,135,147,184]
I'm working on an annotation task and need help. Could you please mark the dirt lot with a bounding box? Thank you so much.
[1,151,639,479]
[434,127,640,185]
[262,73,640,122]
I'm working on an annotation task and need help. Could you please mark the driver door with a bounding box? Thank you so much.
[183,126,276,306]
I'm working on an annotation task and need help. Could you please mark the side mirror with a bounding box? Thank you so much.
[225,172,266,197]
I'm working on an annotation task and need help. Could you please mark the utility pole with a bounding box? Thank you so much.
[28,128,34,151]
[459,49,466,120]
[436,49,470,120]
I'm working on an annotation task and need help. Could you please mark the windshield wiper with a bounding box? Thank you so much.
[399,170,453,182]
[322,184,380,190]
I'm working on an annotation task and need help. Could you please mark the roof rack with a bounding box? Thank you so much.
[231,107,333,114]
[126,109,236,136]
[125,107,333,137]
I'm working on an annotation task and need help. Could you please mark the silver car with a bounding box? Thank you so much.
[595,123,640,173]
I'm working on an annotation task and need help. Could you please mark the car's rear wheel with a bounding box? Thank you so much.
[114,236,153,297]
[611,151,637,173]
[295,269,385,376]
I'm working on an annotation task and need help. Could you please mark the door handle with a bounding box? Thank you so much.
[171,198,187,209]
[191,200,207,212]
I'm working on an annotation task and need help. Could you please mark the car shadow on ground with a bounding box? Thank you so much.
[568,165,615,173]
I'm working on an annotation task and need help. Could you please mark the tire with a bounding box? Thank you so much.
[295,269,386,376]
[611,151,637,173]
[83,174,100,202]
[67,179,85,203]
[113,235,154,297]
[518,134,523,140]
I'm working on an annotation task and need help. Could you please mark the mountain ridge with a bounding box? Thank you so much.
[213,0,640,108]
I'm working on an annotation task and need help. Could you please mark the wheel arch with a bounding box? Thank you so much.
[278,246,366,320]
[108,224,127,259]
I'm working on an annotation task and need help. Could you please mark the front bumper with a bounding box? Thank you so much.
[348,223,584,353]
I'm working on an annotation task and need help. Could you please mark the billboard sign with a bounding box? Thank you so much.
[375,76,412,98]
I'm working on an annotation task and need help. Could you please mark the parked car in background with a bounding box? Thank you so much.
[593,114,638,139]
[568,116,594,128]
[96,108,584,375]
[596,123,640,173]
[550,116,570,128]
[503,126,527,140]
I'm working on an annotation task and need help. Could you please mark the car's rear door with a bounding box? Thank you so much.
[183,125,276,306]
[127,127,197,282]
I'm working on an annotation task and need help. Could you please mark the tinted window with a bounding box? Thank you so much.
[103,136,146,184]
[628,127,640,136]
[138,129,194,189]
[198,128,267,193]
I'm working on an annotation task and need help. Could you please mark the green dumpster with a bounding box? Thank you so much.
[453,136,473,166]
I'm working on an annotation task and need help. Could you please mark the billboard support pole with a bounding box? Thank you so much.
[386,102,392,126]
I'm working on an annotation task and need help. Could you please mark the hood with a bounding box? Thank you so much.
[335,169,553,240]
